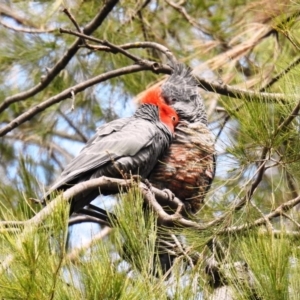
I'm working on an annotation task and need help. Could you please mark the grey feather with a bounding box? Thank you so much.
[46,104,173,212]
[161,63,208,125]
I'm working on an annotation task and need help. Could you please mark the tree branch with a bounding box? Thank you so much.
[0,63,172,137]
[0,176,201,273]
[0,19,56,33]
[222,193,300,234]
[57,109,88,143]
[0,0,120,114]
[260,56,300,91]
[62,8,82,34]
[0,3,36,27]
[205,151,268,229]
[196,78,287,103]
[165,0,211,36]
[60,29,178,65]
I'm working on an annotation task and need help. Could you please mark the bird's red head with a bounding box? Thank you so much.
[141,87,179,133]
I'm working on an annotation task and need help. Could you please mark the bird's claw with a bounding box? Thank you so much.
[162,189,175,202]
[131,176,153,192]
[131,174,143,182]
[144,179,153,192]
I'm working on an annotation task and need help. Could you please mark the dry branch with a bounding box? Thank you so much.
[222,193,300,234]
[0,64,172,137]
[0,0,120,114]
[0,176,199,273]
[2,170,300,274]
[60,29,178,65]
[0,19,56,33]
[61,28,289,104]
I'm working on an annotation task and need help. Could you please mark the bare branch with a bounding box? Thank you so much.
[0,176,202,273]
[0,3,36,27]
[0,19,56,33]
[260,56,300,91]
[0,0,120,114]
[165,0,211,36]
[222,193,300,234]
[116,0,151,32]
[62,8,82,34]
[58,109,88,143]
[0,63,172,137]
[60,29,178,65]
[61,28,291,105]
[197,77,288,103]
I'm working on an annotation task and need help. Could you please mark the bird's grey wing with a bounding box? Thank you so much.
[83,117,131,149]
[47,118,158,192]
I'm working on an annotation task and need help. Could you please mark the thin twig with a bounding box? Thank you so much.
[249,200,273,233]
[116,0,151,33]
[281,212,300,229]
[217,57,300,137]
[165,0,211,36]
[0,3,36,27]
[273,100,300,136]
[66,226,112,263]
[285,171,299,201]
[53,130,86,143]
[60,29,292,104]
[62,8,82,34]
[0,19,56,33]
[222,193,300,234]
[171,234,194,268]
[58,109,88,143]
[206,150,268,229]
[197,78,287,103]
[60,28,178,65]
[260,56,300,91]
[215,104,243,140]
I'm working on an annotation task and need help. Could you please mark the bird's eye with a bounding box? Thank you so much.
[172,116,177,122]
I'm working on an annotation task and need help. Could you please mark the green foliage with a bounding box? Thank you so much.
[112,185,158,275]
[2,0,300,298]
[0,189,194,299]
[240,233,290,299]
[0,198,69,299]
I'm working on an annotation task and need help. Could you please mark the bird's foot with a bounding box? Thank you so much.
[162,189,175,201]
[130,174,143,182]
[131,175,151,186]
[162,189,185,216]
[130,175,154,193]
[143,179,154,193]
